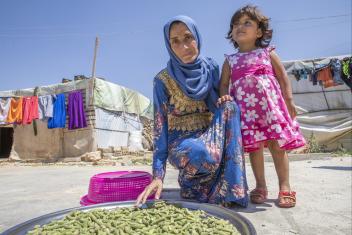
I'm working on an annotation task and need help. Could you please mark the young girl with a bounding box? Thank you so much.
[218,5,306,208]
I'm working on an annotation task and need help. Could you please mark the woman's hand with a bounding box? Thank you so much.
[285,99,297,119]
[217,95,233,107]
[135,178,163,206]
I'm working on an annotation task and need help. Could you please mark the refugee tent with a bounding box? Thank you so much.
[0,77,153,161]
[283,55,352,150]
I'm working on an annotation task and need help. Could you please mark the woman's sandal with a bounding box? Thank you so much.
[278,191,296,208]
[249,188,268,204]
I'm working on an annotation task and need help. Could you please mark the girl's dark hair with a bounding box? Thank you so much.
[226,5,273,48]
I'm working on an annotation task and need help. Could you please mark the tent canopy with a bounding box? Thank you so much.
[0,77,153,119]
[283,55,351,150]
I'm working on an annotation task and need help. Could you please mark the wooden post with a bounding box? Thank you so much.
[91,37,99,79]
[88,37,99,108]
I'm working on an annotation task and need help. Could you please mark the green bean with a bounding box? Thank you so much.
[27,201,240,235]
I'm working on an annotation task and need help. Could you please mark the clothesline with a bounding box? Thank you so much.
[286,56,352,90]
[0,78,92,98]
[0,90,88,131]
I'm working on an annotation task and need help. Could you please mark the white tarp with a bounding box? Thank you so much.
[95,107,143,149]
[283,55,352,150]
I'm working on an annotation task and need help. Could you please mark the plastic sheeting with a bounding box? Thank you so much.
[94,107,143,149]
[93,78,153,120]
[0,79,93,108]
[283,56,352,150]
[0,77,153,120]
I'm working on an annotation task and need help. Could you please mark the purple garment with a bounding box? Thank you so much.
[67,91,87,130]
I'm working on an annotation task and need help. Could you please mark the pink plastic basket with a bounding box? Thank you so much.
[80,171,154,206]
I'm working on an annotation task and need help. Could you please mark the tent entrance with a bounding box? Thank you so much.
[0,127,13,158]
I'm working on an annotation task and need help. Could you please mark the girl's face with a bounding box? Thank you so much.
[169,22,199,64]
[231,14,263,48]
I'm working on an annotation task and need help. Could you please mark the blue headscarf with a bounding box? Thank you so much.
[164,15,219,113]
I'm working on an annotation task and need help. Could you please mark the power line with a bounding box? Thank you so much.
[0,28,155,38]
[278,19,350,32]
[274,14,350,23]
[0,14,350,38]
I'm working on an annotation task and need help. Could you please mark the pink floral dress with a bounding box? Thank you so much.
[226,46,306,152]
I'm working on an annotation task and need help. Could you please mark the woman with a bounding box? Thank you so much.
[136,15,248,207]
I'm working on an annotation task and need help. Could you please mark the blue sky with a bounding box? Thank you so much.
[0,0,351,99]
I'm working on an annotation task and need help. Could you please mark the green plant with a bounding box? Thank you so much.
[306,132,323,153]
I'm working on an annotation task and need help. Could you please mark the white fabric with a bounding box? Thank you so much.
[0,98,11,124]
[38,95,55,120]
[128,130,143,151]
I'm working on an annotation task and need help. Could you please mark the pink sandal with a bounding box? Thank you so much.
[278,191,296,208]
[250,188,268,204]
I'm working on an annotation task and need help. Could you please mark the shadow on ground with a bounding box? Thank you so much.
[312,166,352,171]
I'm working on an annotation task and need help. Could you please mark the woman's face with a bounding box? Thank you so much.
[169,22,199,64]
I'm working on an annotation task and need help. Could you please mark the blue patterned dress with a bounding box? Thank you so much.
[153,70,248,207]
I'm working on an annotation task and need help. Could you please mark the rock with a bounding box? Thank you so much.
[62,157,81,162]
[121,158,133,166]
[102,153,114,159]
[9,150,20,162]
[81,151,102,162]
[142,136,151,151]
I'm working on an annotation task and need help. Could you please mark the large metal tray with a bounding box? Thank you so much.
[1,199,256,235]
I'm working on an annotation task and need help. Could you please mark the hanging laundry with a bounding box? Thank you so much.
[6,97,23,124]
[341,57,352,90]
[291,70,301,81]
[38,95,54,120]
[330,59,345,85]
[311,71,318,85]
[22,96,39,125]
[0,98,11,124]
[341,57,351,79]
[48,93,66,129]
[317,66,335,88]
[67,90,87,130]
[290,68,314,81]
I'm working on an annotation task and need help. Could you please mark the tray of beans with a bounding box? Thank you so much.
[1,200,256,235]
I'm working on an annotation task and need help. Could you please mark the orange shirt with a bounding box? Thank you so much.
[6,97,23,123]
[317,67,335,88]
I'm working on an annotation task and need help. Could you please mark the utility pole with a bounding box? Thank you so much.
[88,37,99,108]
[91,37,99,79]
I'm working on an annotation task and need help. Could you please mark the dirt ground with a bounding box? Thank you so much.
[0,155,351,235]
